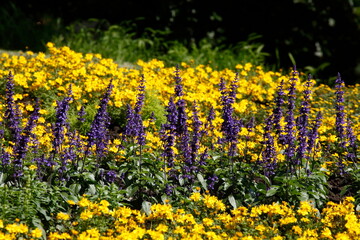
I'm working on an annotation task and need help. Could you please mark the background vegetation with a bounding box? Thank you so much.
[1,0,360,85]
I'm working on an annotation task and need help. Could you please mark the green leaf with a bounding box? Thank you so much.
[87,184,97,195]
[141,201,151,215]
[266,186,279,197]
[83,172,96,182]
[126,185,139,198]
[228,195,237,209]
[179,177,184,186]
[197,173,208,191]
[0,172,7,185]
[69,183,82,194]
[299,192,309,201]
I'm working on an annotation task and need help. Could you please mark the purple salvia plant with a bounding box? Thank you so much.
[134,75,146,114]
[124,76,146,146]
[334,73,346,146]
[52,85,72,157]
[58,130,78,181]
[0,121,4,140]
[260,114,277,177]
[160,97,177,166]
[295,75,312,170]
[124,104,137,138]
[100,169,117,184]
[181,102,203,184]
[219,75,240,160]
[77,105,86,122]
[307,112,322,171]
[34,154,56,181]
[160,97,178,183]
[283,67,298,171]
[4,71,21,143]
[1,151,11,168]
[174,65,184,97]
[207,174,218,192]
[174,67,187,137]
[86,81,113,161]
[334,73,347,173]
[12,99,40,179]
[345,118,357,162]
[134,75,146,146]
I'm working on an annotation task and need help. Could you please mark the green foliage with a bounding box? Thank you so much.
[51,20,269,70]
[52,20,171,65]
[142,90,167,127]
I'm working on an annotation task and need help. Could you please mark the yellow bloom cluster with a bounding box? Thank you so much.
[0,195,346,240]
[0,219,42,239]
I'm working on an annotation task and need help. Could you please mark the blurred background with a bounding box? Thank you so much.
[1,0,360,85]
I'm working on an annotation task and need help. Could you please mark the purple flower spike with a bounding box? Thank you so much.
[13,99,40,166]
[124,76,146,146]
[273,79,286,144]
[307,112,322,157]
[52,85,73,156]
[174,65,184,97]
[86,81,113,159]
[334,73,346,147]
[345,118,357,162]
[260,115,277,177]
[219,75,240,158]
[4,72,21,143]
[77,105,86,122]
[283,68,298,167]
[295,75,312,165]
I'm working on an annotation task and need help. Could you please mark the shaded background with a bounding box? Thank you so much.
[1,0,360,84]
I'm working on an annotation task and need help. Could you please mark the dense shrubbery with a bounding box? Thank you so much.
[0,44,359,239]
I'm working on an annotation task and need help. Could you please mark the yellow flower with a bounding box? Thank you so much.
[155,224,168,233]
[56,212,70,221]
[5,223,28,234]
[67,200,76,205]
[255,224,266,233]
[29,165,37,171]
[30,228,43,238]
[271,236,284,240]
[189,192,201,202]
[80,209,94,220]
[48,232,72,240]
[320,227,332,239]
[202,218,214,227]
[78,197,91,207]
[292,225,302,235]
[279,216,297,225]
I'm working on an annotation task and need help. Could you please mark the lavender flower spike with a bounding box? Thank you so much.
[334,73,346,147]
[283,67,298,168]
[86,81,113,159]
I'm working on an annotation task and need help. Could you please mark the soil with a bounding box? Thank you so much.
[327,173,355,202]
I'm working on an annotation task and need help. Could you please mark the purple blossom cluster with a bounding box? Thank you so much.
[52,85,72,157]
[283,68,298,170]
[124,75,146,146]
[295,75,312,167]
[218,75,241,158]
[86,81,113,160]
[4,72,21,143]
[334,73,358,171]
[260,115,277,177]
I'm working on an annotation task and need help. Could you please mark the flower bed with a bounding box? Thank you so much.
[0,43,359,239]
